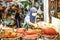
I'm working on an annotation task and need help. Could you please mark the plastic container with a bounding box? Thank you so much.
[2,37,20,40]
[22,37,38,40]
[42,35,57,40]
[2,36,21,40]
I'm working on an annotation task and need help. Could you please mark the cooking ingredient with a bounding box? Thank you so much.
[1,29,19,38]
[34,29,41,33]
[26,29,36,35]
[41,28,58,36]
[23,34,39,39]
[16,28,26,33]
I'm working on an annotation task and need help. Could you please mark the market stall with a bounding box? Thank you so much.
[0,0,60,40]
[0,21,59,40]
[49,0,60,35]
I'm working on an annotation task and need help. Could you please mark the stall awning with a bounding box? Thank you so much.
[6,0,12,2]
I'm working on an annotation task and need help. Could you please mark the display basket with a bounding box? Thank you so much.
[22,36,40,40]
[2,36,21,40]
[22,38,38,40]
[42,35,58,40]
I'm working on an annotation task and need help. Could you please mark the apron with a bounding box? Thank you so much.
[23,21,35,29]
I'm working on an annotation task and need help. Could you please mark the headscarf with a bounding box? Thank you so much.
[30,7,37,23]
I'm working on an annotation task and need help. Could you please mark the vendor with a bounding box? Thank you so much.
[15,9,21,28]
[23,7,38,29]
[0,4,3,19]
[3,14,14,27]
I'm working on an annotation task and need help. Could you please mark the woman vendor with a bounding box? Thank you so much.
[23,7,38,29]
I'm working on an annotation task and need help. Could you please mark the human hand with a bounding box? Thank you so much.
[34,24,38,28]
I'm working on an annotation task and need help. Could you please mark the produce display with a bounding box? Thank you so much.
[23,34,39,39]
[16,28,26,36]
[0,22,59,40]
[0,28,20,38]
[41,28,59,40]
[16,28,41,39]
[25,29,36,35]
[41,28,58,36]
[15,24,59,40]
[22,29,39,39]
[34,29,40,33]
